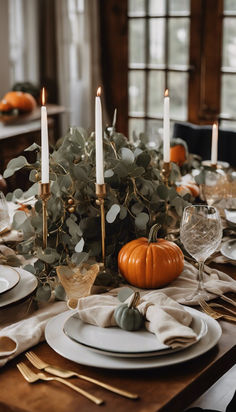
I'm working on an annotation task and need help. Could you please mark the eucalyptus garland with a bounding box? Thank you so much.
[3,127,191,301]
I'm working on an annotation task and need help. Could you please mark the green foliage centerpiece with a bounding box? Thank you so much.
[4,127,190,300]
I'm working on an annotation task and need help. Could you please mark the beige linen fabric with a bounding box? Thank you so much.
[75,291,197,349]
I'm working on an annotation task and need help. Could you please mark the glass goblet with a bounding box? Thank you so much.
[180,205,222,301]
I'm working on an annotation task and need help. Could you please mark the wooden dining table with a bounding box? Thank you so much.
[0,263,235,412]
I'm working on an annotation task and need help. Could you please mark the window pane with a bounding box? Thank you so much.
[220,120,236,130]
[129,119,145,141]
[147,71,165,117]
[129,19,146,64]
[149,0,165,16]
[221,74,236,116]
[222,18,236,68]
[169,0,190,15]
[128,0,145,15]
[168,72,188,120]
[149,19,165,65]
[147,120,163,148]
[129,70,145,114]
[169,18,190,66]
[224,0,236,12]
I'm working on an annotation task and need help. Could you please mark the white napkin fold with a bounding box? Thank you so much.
[75,291,197,349]
[0,301,67,367]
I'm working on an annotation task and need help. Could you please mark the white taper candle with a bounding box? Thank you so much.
[163,89,170,163]
[95,87,104,184]
[41,88,49,184]
[211,121,218,165]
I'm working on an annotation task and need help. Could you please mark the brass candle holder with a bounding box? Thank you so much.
[39,182,50,249]
[95,183,106,265]
[161,162,171,186]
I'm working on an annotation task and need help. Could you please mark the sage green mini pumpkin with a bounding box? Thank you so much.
[114,303,143,331]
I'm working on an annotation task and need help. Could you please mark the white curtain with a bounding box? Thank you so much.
[55,0,108,135]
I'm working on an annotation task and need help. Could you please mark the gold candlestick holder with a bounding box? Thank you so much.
[95,183,106,265]
[39,182,50,249]
[161,162,171,186]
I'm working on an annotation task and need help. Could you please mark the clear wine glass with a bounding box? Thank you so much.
[180,205,222,300]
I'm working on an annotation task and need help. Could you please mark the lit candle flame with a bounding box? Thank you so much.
[213,120,218,127]
[41,87,46,106]
[164,89,169,98]
[97,87,102,97]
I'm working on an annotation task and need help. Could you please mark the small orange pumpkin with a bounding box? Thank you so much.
[177,183,200,198]
[118,225,184,289]
[3,91,36,112]
[170,139,188,166]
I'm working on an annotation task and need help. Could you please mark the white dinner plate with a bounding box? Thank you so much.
[0,265,20,295]
[63,309,208,358]
[45,308,222,370]
[224,209,236,227]
[221,239,236,261]
[0,267,38,308]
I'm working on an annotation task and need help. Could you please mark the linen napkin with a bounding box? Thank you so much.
[147,260,236,305]
[74,291,198,349]
[0,301,67,367]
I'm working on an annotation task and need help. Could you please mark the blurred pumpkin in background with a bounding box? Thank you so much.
[3,91,36,113]
[170,138,188,166]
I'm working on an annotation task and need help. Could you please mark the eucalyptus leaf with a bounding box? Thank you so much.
[104,169,114,178]
[55,284,66,301]
[106,204,121,223]
[75,237,85,252]
[37,248,60,264]
[157,184,169,200]
[25,142,40,152]
[12,211,28,230]
[119,147,135,164]
[135,212,149,231]
[23,264,36,274]
[36,284,51,302]
[3,156,28,178]
[71,251,89,265]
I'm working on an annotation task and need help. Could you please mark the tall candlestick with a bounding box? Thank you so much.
[163,89,170,163]
[41,88,49,184]
[211,121,218,166]
[95,87,104,185]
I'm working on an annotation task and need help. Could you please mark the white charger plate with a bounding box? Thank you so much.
[45,308,222,370]
[0,267,38,308]
[0,266,20,295]
[63,309,208,358]
[221,239,236,261]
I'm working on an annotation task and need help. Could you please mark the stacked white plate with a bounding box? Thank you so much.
[45,307,222,370]
[0,265,38,309]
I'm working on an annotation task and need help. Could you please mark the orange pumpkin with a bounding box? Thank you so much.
[118,225,184,289]
[0,99,14,113]
[170,144,186,166]
[177,183,200,198]
[3,91,36,112]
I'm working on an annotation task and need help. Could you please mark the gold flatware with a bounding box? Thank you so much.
[25,351,139,400]
[198,299,236,322]
[207,302,236,316]
[219,294,236,308]
[17,362,104,405]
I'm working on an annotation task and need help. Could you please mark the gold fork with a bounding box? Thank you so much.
[25,351,138,399]
[207,302,236,316]
[198,299,236,322]
[17,362,104,405]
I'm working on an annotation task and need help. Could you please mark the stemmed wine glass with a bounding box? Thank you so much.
[180,205,222,301]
